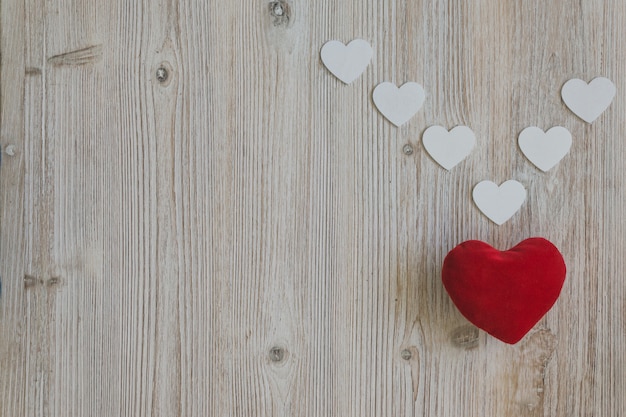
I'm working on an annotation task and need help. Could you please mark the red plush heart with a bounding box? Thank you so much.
[442,238,566,344]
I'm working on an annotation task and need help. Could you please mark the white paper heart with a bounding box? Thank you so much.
[473,180,526,225]
[320,39,373,84]
[561,77,616,123]
[518,126,572,172]
[373,82,425,126]
[422,125,476,170]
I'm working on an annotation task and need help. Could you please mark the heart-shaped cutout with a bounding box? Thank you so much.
[518,126,572,172]
[320,39,373,84]
[561,77,616,123]
[442,238,566,344]
[422,125,476,170]
[473,180,526,225]
[373,82,425,126]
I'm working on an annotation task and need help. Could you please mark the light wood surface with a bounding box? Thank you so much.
[1,0,625,416]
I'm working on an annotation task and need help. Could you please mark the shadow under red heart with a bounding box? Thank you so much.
[442,238,566,344]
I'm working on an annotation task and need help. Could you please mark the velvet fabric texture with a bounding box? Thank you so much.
[442,238,566,344]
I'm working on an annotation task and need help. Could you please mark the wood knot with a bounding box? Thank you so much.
[450,325,480,349]
[155,62,174,87]
[514,328,557,408]
[25,67,42,76]
[47,277,61,287]
[156,67,169,83]
[24,274,43,288]
[400,349,412,360]
[268,1,291,26]
[23,274,62,289]
[269,346,286,362]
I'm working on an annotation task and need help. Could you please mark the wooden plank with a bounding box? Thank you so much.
[0,0,27,415]
[0,0,624,416]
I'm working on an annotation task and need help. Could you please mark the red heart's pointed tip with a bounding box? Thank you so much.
[489,329,527,345]
[442,237,566,344]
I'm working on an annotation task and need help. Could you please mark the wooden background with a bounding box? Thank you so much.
[1,0,624,416]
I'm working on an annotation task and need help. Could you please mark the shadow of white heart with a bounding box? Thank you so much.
[320,39,373,84]
[422,126,476,170]
[561,77,616,123]
[373,82,425,126]
[473,180,527,225]
[518,126,572,172]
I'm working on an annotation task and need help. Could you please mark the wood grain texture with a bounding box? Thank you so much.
[1,0,625,416]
